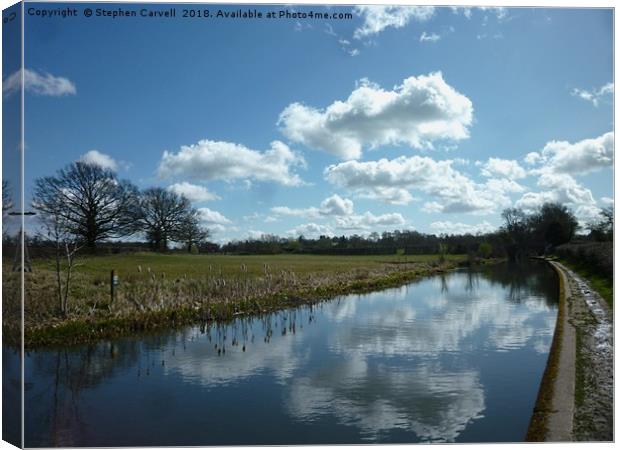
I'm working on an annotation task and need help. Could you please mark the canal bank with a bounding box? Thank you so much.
[17,261,558,446]
[526,259,613,442]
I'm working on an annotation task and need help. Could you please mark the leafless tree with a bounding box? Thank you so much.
[39,204,84,316]
[33,162,140,252]
[2,180,13,212]
[175,209,210,252]
[136,187,193,251]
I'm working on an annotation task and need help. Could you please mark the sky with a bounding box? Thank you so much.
[3,3,614,243]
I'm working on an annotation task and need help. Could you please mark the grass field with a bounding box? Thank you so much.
[5,252,467,347]
[31,252,462,280]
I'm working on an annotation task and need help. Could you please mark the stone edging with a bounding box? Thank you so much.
[526,259,576,441]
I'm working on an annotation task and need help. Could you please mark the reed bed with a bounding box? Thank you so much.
[3,254,464,347]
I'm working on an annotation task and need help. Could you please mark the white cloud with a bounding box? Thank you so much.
[325,156,506,214]
[600,197,614,206]
[533,132,613,176]
[197,207,231,225]
[571,82,613,107]
[320,194,354,216]
[420,31,441,43]
[335,211,405,231]
[451,6,508,20]
[479,158,526,180]
[484,178,526,194]
[245,230,268,240]
[515,172,599,226]
[450,6,472,19]
[536,172,596,205]
[478,6,508,20]
[278,72,473,160]
[430,220,496,236]
[158,140,306,186]
[271,206,321,219]
[353,6,435,39]
[79,150,118,171]
[524,152,543,166]
[3,68,76,97]
[272,194,354,219]
[287,223,334,238]
[274,194,402,234]
[167,182,220,203]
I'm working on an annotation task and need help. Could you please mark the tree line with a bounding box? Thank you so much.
[6,159,612,258]
[31,161,209,252]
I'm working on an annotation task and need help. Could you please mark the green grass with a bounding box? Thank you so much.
[558,259,613,309]
[7,252,467,348]
[31,252,463,281]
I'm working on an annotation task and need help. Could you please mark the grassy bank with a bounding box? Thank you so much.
[557,259,613,309]
[4,253,466,348]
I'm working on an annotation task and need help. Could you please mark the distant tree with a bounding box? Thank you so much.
[33,162,140,251]
[175,209,210,252]
[587,206,613,241]
[137,187,192,251]
[478,242,493,259]
[2,180,13,212]
[500,207,531,261]
[531,202,579,251]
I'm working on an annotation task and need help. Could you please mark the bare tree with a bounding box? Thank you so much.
[2,180,13,212]
[33,162,140,251]
[175,209,210,252]
[136,187,193,251]
[500,207,530,261]
[39,203,84,316]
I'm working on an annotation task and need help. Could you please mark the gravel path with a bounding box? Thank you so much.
[562,265,614,441]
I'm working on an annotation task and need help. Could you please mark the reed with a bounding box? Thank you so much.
[3,254,466,347]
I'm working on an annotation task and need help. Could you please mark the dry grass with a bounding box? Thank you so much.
[4,253,466,347]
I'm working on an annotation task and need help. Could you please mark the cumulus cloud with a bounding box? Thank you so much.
[79,150,118,171]
[571,83,613,107]
[537,172,596,205]
[479,158,526,180]
[430,220,496,236]
[278,72,473,160]
[523,152,543,166]
[527,132,613,176]
[335,211,405,231]
[287,223,334,238]
[516,132,612,225]
[353,5,435,39]
[274,194,403,234]
[484,178,525,194]
[271,206,321,219]
[167,182,220,203]
[271,194,354,219]
[320,194,354,216]
[420,31,441,43]
[197,207,231,225]
[3,68,76,97]
[158,140,306,186]
[325,156,508,214]
[515,172,599,226]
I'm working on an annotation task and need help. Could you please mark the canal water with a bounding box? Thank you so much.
[13,261,558,446]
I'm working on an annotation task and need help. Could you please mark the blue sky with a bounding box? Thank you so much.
[5,4,614,242]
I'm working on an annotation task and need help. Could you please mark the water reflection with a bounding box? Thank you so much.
[24,262,558,446]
